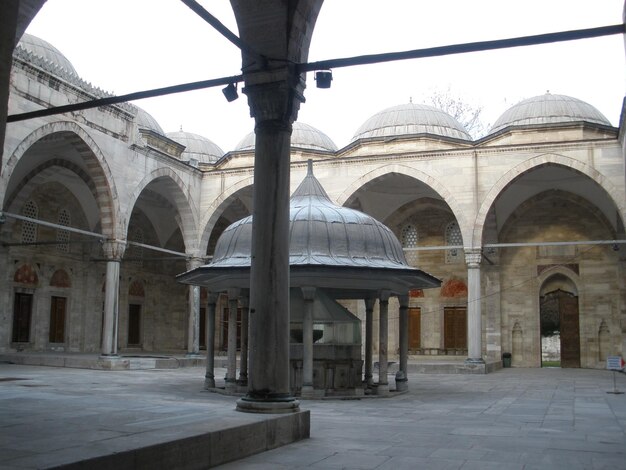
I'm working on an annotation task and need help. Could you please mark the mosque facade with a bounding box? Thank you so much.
[1,34,625,370]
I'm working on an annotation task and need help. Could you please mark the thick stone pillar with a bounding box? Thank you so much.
[466,249,484,364]
[186,258,202,357]
[396,294,409,392]
[204,293,218,389]
[301,287,316,398]
[100,240,125,357]
[236,78,303,414]
[377,291,391,396]
[363,297,375,387]
[226,288,240,392]
[238,295,249,385]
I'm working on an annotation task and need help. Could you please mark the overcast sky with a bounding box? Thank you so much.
[25,0,626,151]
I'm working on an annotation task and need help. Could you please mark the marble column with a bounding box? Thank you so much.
[204,293,218,389]
[377,291,391,395]
[226,288,240,392]
[465,249,484,364]
[100,240,125,357]
[186,257,202,357]
[237,78,303,414]
[396,294,409,392]
[363,297,376,387]
[301,286,316,398]
[238,295,249,385]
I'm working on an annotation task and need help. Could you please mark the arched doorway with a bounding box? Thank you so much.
[539,275,580,368]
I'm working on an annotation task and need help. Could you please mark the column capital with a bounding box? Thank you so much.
[242,68,306,125]
[379,290,391,302]
[102,240,126,261]
[465,248,482,268]
[301,286,316,301]
[185,256,204,271]
[398,294,409,308]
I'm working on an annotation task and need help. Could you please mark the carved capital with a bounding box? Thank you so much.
[186,256,204,271]
[465,248,482,268]
[242,69,306,124]
[102,240,126,261]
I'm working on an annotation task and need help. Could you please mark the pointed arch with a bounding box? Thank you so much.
[2,121,120,238]
[337,163,469,245]
[473,154,626,247]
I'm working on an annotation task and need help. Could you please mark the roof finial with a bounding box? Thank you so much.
[307,159,313,176]
[409,96,413,104]
[179,125,183,132]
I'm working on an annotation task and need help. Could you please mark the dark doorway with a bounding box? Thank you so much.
[540,288,580,368]
[128,304,141,346]
[409,307,421,350]
[49,296,66,343]
[12,293,33,343]
[444,307,467,350]
[199,307,206,349]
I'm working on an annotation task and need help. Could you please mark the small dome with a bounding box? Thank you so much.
[211,163,409,269]
[235,122,337,152]
[135,107,164,135]
[16,33,77,76]
[166,131,224,164]
[352,103,471,142]
[490,93,612,134]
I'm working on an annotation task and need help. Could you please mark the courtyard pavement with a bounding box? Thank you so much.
[1,363,625,469]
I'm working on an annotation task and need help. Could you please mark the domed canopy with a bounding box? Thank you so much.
[166,131,224,164]
[352,103,471,142]
[16,33,77,76]
[235,122,337,152]
[177,162,440,296]
[135,107,164,135]
[490,93,612,134]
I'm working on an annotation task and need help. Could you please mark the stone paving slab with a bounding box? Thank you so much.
[1,365,625,469]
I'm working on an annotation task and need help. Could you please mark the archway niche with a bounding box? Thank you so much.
[539,274,580,368]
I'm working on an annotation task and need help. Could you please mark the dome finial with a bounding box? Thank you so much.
[307,159,313,176]
[179,125,183,132]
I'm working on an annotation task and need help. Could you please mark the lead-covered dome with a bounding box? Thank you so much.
[235,122,337,152]
[490,93,612,134]
[166,131,224,164]
[352,103,472,142]
[16,33,77,76]
[211,163,410,269]
[136,107,164,135]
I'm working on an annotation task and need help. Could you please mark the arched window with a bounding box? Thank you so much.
[21,200,38,244]
[401,224,418,265]
[445,221,462,264]
[128,227,144,266]
[56,209,70,253]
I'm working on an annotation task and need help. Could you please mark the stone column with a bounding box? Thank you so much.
[465,249,484,364]
[226,288,240,392]
[186,257,203,357]
[237,77,304,414]
[238,295,249,385]
[301,287,316,398]
[377,291,391,396]
[204,293,218,389]
[100,240,125,357]
[396,294,409,392]
[363,298,376,387]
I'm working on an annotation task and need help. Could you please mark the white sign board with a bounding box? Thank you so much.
[607,356,624,370]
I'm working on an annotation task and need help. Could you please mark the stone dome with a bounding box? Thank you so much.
[490,93,612,134]
[135,107,164,135]
[352,103,472,142]
[210,163,410,269]
[166,131,224,164]
[16,33,77,76]
[235,122,337,152]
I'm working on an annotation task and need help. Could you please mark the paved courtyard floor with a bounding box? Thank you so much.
[1,363,625,469]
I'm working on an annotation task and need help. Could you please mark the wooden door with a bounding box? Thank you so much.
[559,291,580,368]
[12,293,33,343]
[128,304,141,346]
[408,308,421,349]
[49,296,66,343]
[444,307,467,350]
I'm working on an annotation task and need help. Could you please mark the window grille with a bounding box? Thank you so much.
[21,200,38,244]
